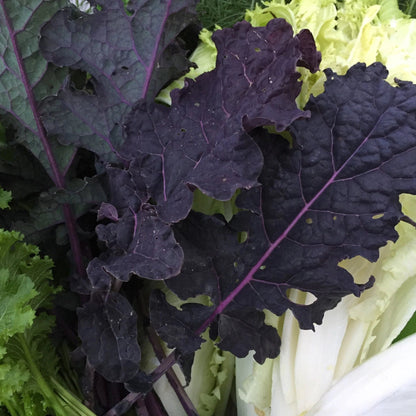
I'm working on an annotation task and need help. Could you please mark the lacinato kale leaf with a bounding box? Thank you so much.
[156,63,416,362]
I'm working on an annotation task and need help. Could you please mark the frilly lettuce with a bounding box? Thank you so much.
[185,335,235,416]
[0,188,11,209]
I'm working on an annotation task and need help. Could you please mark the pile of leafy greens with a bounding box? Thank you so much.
[1,0,416,415]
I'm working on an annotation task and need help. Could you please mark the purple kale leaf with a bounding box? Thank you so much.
[89,18,319,287]
[154,63,416,362]
[77,291,141,383]
[87,161,184,285]
[39,0,198,163]
[123,18,320,224]
[150,290,212,355]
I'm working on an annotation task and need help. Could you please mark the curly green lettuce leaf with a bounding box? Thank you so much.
[185,335,235,416]
[0,229,94,416]
[245,0,416,107]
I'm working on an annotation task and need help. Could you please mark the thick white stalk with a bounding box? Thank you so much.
[305,333,416,416]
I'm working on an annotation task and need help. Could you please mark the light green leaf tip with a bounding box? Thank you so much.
[0,187,11,209]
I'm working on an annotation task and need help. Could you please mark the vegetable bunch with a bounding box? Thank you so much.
[1,0,416,415]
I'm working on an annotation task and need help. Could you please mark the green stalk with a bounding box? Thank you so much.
[51,378,97,416]
[2,400,20,416]
[408,0,416,15]
[18,334,68,416]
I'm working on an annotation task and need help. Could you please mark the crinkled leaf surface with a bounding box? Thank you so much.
[77,291,141,383]
[122,18,319,225]
[88,163,184,283]
[0,268,36,340]
[95,206,184,281]
[0,0,75,180]
[154,63,416,361]
[0,229,62,412]
[39,0,198,163]
[94,18,319,283]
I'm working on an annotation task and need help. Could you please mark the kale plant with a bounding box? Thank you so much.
[1,0,416,414]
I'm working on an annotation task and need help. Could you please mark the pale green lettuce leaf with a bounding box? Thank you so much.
[245,0,416,106]
[186,334,235,416]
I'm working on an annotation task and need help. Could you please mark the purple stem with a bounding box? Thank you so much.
[0,1,86,278]
[144,391,169,416]
[135,397,150,416]
[147,327,198,415]
[103,352,177,416]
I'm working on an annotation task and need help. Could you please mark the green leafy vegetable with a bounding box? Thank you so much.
[0,228,94,416]
[0,188,11,209]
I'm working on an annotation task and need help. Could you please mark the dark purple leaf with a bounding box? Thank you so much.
[94,163,184,281]
[96,207,184,281]
[86,258,113,292]
[124,18,320,223]
[98,202,119,222]
[150,290,212,355]
[78,292,141,383]
[217,309,281,363]
[39,0,198,162]
[155,63,416,361]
